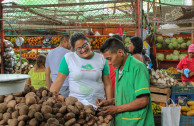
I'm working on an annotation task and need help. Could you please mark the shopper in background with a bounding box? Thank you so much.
[26,54,48,89]
[177,44,194,82]
[45,34,71,97]
[96,37,154,126]
[50,32,112,106]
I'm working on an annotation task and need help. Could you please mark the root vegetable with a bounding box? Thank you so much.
[29,104,41,112]
[42,90,47,97]
[87,118,95,126]
[77,119,86,124]
[0,95,5,103]
[98,116,103,123]
[75,101,84,110]
[18,121,25,126]
[29,118,38,126]
[85,109,95,115]
[65,96,78,106]
[59,106,66,114]
[44,113,54,120]
[19,105,29,115]
[34,112,44,121]
[105,115,112,121]
[7,100,16,108]
[25,92,36,98]
[0,113,3,120]
[64,112,75,120]
[8,119,18,126]
[0,103,8,113]
[79,110,86,119]
[65,118,76,126]
[56,113,63,118]
[15,103,25,110]
[18,115,28,121]
[15,97,25,103]
[4,95,14,103]
[7,107,15,113]
[73,123,81,126]
[52,108,59,114]
[26,96,37,105]
[28,109,36,118]
[84,105,93,110]
[67,105,79,114]
[54,102,62,108]
[12,111,19,119]
[40,122,46,126]
[13,92,23,97]
[3,112,11,122]
[41,105,52,114]
[47,118,59,126]
[0,120,6,125]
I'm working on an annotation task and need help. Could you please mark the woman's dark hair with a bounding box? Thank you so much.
[112,34,123,42]
[35,54,46,69]
[70,32,89,48]
[130,36,143,54]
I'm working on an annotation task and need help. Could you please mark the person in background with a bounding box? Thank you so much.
[177,44,194,83]
[45,34,71,97]
[50,32,112,106]
[96,37,154,126]
[26,54,48,89]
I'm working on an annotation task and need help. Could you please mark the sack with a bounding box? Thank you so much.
[161,98,181,126]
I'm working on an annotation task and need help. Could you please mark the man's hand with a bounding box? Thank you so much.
[189,72,194,77]
[96,98,109,107]
[98,106,118,116]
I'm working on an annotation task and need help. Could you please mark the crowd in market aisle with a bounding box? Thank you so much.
[26,32,159,125]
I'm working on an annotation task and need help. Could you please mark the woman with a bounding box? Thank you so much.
[26,54,48,89]
[177,44,194,82]
[50,33,112,106]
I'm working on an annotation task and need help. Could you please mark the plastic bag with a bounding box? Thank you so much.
[161,98,181,126]
[4,39,13,48]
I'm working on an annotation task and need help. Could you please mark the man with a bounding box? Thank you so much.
[45,34,71,97]
[97,37,154,126]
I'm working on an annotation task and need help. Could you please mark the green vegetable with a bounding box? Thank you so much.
[125,37,130,44]
[156,53,164,61]
[157,36,163,43]
[166,55,172,60]
[165,38,171,45]
[181,43,187,49]
[186,40,191,47]
[168,43,174,49]
[156,43,162,49]
[172,55,179,60]
[173,41,178,48]
[173,50,179,55]
[177,38,184,44]
[171,38,176,43]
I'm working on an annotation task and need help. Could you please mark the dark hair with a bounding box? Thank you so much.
[112,34,123,41]
[100,37,125,53]
[60,34,70,43]
[130,36,143,54]
[70,32,89,48]
[35,54,46,69]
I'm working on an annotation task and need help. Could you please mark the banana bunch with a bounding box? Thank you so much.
[152,102,161,114]
[10,37,17,44]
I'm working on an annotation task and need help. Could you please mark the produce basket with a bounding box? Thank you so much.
[0,74,30,95]
[172,86,194,94]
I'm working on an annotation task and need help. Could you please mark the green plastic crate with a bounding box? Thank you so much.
[171,86,194,94]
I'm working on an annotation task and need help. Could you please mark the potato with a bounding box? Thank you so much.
[85,108,95,115]
[48,92,53,97]
[25,92,36,99]
[64,112,75,120]
[26,97,37,105]
[40,122,46,126]
[67,105,79,114]
[75,101,84,110]
[79,110,86,119]
[3,112,11,122]
[18,121,25,126]
[18,115,28,121]
[73,123,81,126]
[52,108,59,114]
[8,119,18,126]
[105,115,112,121]
[44,113,54,120]
[35,90,42,98]
[42,90,47,97]
[77,119,86,124]
[0,113,3,120]
[56,113,63,118]
[41,105,52,114]
[0,120,6,125]
[34,112,44,121]
[0,95,5,103]
[28,109,36,118]
[15,103,25,110]
[54,102,62,108]
[65,118,76,126]
[29,104,41,112]
[98,116,104,123]
[84,105,93,110]
[12,111,19,119]
[59,106,66,114]
[87,118,95,126]
[7,107,15,113]
[29,118,38,126]
[4,95,14,103]
[65,96,78,105]
[15,97,25,103]
[86,114,92,122]
[7,100,16,108]
[47,118,59,126]
[19,105,29,115]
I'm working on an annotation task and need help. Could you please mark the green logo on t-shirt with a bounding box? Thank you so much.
[82,64,94,70]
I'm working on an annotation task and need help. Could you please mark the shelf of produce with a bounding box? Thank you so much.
[157,49,187,52]
[158,60,180,62]
[13,47,54,49]
[22,57,37,60]
[5,35,61,37]
[156,33,191,37]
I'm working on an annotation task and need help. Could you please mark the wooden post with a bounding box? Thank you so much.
[0,2,4,73]
[135,0,143,38]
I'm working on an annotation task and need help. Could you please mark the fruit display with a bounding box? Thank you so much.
[181,101,194,116]
[27,37,44,46]
[156,36,191,50]
[0,85,113,126]
[152,102,162,114]
[150,69,179,87]
[156,50,187,61]
[166,67,179,74]
[21,51,39,58]
[52,37,60,45]
[90,37,108,49]
[14,49,28,55]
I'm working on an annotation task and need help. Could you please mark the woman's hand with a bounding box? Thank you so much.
[189,72,194,77]
[98,105,118,116]
[96,98,109,107]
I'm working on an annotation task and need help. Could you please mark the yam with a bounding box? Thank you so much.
[77,119,86,124]
[0,120,6,125]
[59,106,66,114]
[25,92,36,99]
[44,113,54,120]
[4,95,14,103]
[105,115,112,121]
[29,118,38,126]
[54,102,62,108]
[7,100,16,108]
[35,90,42,98]
[65,118,76,126]
[0,95,5,103]
[42,90,47,97]
[87,118,95,126]
[13,92,23,97]
[47,118,59,126]
[75,101,84,110]
[3,112,11,122]
[28,109,36,118]
[79,110,86,119]
[52,108,59,114]
[15,103,25,110]
[67,105,79,114]
[65,96,78,105]
[41,105,52,114]
[15,97,25,103]
[7,107,15,113]
[29,104,41,112]
[40,122,46,126]
[18,121,25,126]
[34,112,44,121]
[56,113,63,118]
[73,123,81,126]
[98,116,104,123]
[48,92,53,97]
[0,113,2,120]
[12,111,19,119]
[57,95,65,102]
[19,105,29,115]
[26,97,37,105]
[8,119,18,126]
[18,115,28,121]
[85,109,95,115]
[64,112,75,120]
[84,105,93,110]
